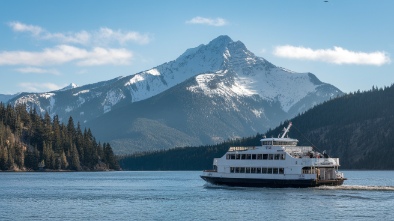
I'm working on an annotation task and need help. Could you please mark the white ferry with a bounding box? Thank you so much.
[201,122,346,187]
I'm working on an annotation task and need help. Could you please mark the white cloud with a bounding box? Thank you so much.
[186,16,228,26]
[8,21,150,45]
[18,82,63,92]
[97,28,150,45]
[76,47,132,66]
[42,31,91,45]
[15,67,60,75]
[8,21,43,35]
[273,45,391,66]
[0,45,133,66]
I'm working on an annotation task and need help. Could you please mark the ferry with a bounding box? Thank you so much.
[201,122,346,187]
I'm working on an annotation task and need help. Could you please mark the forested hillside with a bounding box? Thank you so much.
[119,84,394,170]
[118,136,261,170]
[0,103,119,171]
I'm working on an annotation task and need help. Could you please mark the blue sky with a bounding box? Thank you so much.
[0,0,393,94]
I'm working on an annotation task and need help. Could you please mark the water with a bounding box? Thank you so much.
[1,171,393,220]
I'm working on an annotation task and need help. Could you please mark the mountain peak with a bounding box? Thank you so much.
[208,35,233,46]
[59,83,78,91]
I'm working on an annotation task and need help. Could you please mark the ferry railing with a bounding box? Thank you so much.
[302,157,339,167]
[228,146,256,152]
[317,158,339,165]
[284,146,313,153]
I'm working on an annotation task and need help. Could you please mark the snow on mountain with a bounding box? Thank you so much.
[102,89,126,113]
[59,83,78,91]
[123,36,231,103]
[125,35,340,114]
[9,35,342,134]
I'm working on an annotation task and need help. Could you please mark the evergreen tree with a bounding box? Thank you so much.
[104,143,120,170]
[69,144,81,171]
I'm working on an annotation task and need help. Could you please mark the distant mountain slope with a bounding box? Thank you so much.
[87,75,286,153]
[0,93,18,103]
[9,35,343,153]
[119,84,394,170]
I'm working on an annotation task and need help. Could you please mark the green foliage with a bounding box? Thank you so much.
[0,103,120,171]
[118,134,262,170]
[119,84,394,170]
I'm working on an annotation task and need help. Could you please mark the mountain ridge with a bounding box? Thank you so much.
[8,35,343,153]
[119,84,394,170]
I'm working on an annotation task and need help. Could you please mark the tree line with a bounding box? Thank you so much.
[118,134,262,170]
[0,103,120,171]
[119,84,394,170]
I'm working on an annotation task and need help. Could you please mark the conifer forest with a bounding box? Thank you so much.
[0,103,120,171]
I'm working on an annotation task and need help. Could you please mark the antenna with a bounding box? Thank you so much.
[280,122,292,138]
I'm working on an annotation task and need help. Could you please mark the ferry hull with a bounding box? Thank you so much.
[200,175,345,188]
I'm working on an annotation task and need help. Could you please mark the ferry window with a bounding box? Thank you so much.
[246,168,250,173]
[273,168,278,174]
[246,154,251,160]
[257,168,261,173]
[252,154,256,160]
[274,154,280,160]
[226,154,230,159]
[281,154,285,160]
[236,154,240,160]
[268,168,273,174]
[279,168,284,174]
[230,167,235,173]
[241,154,246,160]
[257,154,262,160]
[263,154,268,160]
[251,168,256,173]
[235,167,240,173]
[240,167,245,173]
[269,154,273,160]
[262,168,267,174]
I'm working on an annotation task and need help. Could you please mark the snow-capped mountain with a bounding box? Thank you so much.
[8,35,343,153]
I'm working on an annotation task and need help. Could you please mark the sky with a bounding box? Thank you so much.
[0,0,393,95]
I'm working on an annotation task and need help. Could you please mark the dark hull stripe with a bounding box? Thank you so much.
[200,176,345,188]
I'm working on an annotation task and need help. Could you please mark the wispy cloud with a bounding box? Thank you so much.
[8,21,151,45]
[18,82,64,92]
[273,45,391,66]
[8,21,43,35]
[186,16,228,26]
[15,67,60,75]
[42,31,91,45]
[97,27,150,45]
[0,45,133,66]
[76,47,132,66]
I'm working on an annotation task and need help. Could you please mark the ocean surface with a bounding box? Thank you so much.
[1,170,393,221]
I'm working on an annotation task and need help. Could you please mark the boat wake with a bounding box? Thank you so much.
[316,185,394,191]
